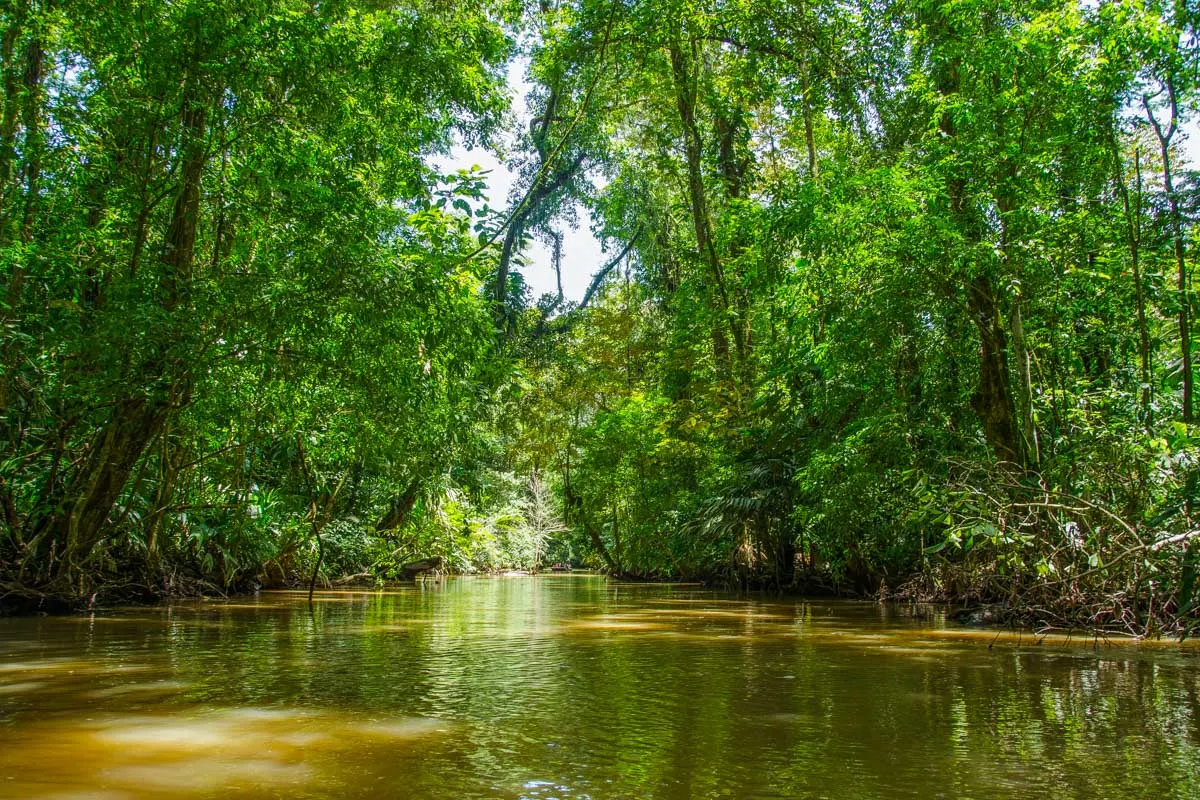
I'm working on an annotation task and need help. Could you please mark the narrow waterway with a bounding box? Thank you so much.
[1,576,1197,799]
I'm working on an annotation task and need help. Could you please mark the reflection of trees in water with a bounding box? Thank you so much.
[0,580,1197,799]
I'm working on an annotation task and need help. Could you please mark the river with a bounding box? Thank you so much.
[0,575,1197,799]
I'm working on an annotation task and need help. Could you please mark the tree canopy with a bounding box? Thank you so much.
[2,0,1198,635]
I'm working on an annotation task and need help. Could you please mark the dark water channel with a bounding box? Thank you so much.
[1,576,1198,799]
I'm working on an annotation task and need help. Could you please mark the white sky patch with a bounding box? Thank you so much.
[1176,118,1199,166]
[430,60,607,305]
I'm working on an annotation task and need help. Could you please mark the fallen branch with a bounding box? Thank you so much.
[332,571,373,586]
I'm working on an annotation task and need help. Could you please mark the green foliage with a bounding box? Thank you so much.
[0,0,515,600]
[3,0,1199,636]
[488,0,1200,634]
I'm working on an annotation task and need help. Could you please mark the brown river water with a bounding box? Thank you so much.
[0,575,1198,799]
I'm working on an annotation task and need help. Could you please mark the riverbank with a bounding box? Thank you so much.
[4,565,1196,644]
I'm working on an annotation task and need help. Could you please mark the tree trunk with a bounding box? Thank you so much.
[0,16,24,231]
[967,274,1024,467]
[715,105,754,383]
[567,476,617,573]
[0,22,44,340]
[399,556,443,581]
[295,434,326,604]
[930,27,1025,469]
[1113,138,1152,426]
[55,395,170,571]
[144,425,185,558]
[161,97,206,310]
[493,215,524,314]
[16,29,42,250]
[1008,296,1037,464]
[585,518,616,572]
[995,179,1037,466]
[45,89,209,582]
[800,56,818,179]
[1145,84,1192,421]
[668,35,745,373]
[374,479,421,533]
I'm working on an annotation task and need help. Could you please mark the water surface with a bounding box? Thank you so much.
[1,576,1198,799]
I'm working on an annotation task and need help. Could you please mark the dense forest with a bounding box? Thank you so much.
[0,0,1198,635]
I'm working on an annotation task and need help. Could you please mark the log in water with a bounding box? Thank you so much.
[0,575,1197,799]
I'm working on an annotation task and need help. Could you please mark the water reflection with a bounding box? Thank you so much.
[0,576,1197,799]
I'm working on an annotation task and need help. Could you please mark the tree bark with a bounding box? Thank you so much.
[930,26,1024,469]
[490,155,583,321]
[565,474,617,572]
[0,15,24,231]
[295,434,324,605]
[399,556,443,581]
[800,56,818,179]
[668,35,746,374]
[1144,84,1192,421]
[995,177,1037,466]
[966,274,1024,467]
[1112,137,1152,425]
[374,479,421,533]
[144,425,185,558]
[55,395,170,571]
[0,22,44,323]
[161,97,207,310]
[1008,296,1037,464]
[46,90,209,580]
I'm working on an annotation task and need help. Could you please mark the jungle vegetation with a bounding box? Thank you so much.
[1,0,1198,636]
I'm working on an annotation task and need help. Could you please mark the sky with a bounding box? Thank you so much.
[430,61,607,305]
[433,143,607,305]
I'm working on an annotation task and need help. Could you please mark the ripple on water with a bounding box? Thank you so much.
[103,757,312,792]
[0,680,45,694]
[0,707,455,799]
[1,578,1199,800]
[86,680,189,698]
